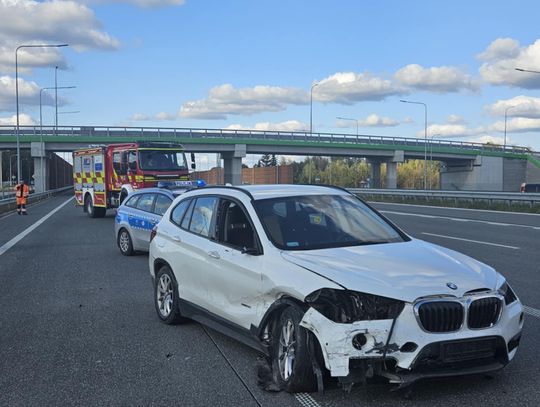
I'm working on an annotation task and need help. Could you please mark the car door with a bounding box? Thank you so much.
[131,193,157,250]
[200,197,263,329]
[165,196,221,315]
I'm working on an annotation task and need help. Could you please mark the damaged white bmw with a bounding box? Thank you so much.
[149,184,524,392]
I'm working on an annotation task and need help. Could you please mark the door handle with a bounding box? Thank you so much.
[171,235,182,242]
[207,251,220,259]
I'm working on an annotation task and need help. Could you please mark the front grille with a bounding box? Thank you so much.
[417,301,464,332]
[468,297,502,329]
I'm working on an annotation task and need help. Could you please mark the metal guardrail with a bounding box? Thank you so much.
[349,188,540,205]
[0,125,535,155]
[0,186,73,214]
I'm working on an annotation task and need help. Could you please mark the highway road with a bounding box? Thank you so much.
[0,193,538,407]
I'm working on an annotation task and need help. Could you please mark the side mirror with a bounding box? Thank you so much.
[241,247,259,255]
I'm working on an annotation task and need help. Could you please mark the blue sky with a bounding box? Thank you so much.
[2,0,540,168]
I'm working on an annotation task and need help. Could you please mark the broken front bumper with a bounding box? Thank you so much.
[299,299,524,383]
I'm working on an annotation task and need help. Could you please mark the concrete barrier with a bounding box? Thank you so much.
[0,186,73,215]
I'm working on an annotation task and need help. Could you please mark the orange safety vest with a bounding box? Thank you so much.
[15,183,29,205]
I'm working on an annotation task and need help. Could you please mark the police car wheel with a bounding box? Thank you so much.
[154,266,188,325]
[118,228,134,256]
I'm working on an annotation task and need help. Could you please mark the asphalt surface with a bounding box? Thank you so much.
[0,195,538,406]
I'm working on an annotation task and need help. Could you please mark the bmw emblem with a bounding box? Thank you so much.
[447,282,458,290]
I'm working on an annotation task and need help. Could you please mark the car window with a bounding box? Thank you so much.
[136,193,155,212]
[154,194,173,216]
[171,199,191,225]
[181,199,195,229]
[188,197,218,237]
[124,194,140,208]
[254,194,405,250]
[217,199,255,250]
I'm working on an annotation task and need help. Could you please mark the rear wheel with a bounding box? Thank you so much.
[154,266,188,325]
[117,228,134,256]
[85,195,106,218]
[272,305,317,393]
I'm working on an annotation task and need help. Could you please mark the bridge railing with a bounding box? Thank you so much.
[0,125,534,155]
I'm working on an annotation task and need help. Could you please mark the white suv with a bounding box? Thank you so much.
[149,185,523,392]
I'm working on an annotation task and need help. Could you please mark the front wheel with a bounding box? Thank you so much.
[271,305,317,393]
[117,228,134,256]
[154,266,188,325]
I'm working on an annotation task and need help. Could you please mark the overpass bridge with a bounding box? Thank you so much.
[1,125,539,191]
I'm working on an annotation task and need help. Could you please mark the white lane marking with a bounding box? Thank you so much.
[372,201,540,217]
[295,393,322,407]
[421,232,520,250]
[381,210,540,231]
[523,305,540,319]
[0,197,73,257]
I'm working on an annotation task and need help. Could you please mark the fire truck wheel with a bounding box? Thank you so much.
[117,228,134,256]
[154,266,188,325]
[85,195,106,218]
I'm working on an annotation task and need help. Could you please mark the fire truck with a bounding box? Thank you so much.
[73,142,194,218]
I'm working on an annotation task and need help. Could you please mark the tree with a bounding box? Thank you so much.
[257,154,277,167]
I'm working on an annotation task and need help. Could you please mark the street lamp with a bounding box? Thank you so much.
[310,82,319,134]
[336,116,359,136]
[515,68,540,74]
[400,99,428,190]
[15,43,68,183]
[40,85,76,192]
[504,105,516,151]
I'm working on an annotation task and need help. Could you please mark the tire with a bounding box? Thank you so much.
[271,305,317,393]
[154,265,188,325]
[85,195,106,218]
[117,228,134,256]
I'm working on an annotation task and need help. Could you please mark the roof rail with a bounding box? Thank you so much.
[193,185,254,200]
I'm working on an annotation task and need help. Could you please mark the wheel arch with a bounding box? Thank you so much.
[252,295,307,341]
[152,258,175,280]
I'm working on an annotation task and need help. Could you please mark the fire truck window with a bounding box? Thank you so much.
[171,199,191,226]
[125,194,140,208]
[128,151,138,172]
[136,194,155,213]
[113,152,123,174]
[154,194,173,216]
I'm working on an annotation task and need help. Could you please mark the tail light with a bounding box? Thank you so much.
[150,226,158,243]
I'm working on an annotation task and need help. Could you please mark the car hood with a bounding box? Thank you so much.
[281,239,499,303]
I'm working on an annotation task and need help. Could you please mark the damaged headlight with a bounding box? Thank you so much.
[498,281,518,305]
[305,288,404,323]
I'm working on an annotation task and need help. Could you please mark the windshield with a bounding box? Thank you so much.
[254,194,406,250]
[138,149,187,171]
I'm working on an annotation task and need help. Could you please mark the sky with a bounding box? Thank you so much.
[1,0,540,169]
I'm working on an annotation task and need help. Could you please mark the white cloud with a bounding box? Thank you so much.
[447,114,465,124]
[131,111,176,121]
[478,38,540,88]
[426,123,474,138]
[226,120,308,132]
[487,117,540,133]
[0,0,119,72]
[314,72,402,104]
[180,84,308,119]
[394,64,478,92]
[0,113,36,125]
[0,75,55,111]
[486,95,540,119]
[468,135,505,145]
[360,114,399,127]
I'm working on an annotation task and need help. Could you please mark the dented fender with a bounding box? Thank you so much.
[299,307,394,377]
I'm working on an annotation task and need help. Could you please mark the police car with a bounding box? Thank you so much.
[115,181,204,255]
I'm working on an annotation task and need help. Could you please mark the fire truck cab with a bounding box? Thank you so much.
[73,142,193,218]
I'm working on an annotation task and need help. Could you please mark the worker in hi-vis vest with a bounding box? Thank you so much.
[15,180,29,215]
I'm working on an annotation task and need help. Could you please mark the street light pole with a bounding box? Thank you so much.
[15,43,68,183]
[308,82,319,184]
[504,105,516,151]
[400,99,428,190]
[515,68,540,74]
[336,116,359,136]
[40,85,75,192]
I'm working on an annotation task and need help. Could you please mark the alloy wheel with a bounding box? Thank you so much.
[157,274,174,318]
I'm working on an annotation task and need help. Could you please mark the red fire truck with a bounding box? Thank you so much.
[73,142,194,217]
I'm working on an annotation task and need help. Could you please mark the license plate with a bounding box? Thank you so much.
[441,338,496,362]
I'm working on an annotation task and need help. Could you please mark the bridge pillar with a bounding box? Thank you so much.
[222,144,246,185]
[385,162,397,189]
[368,159,381,189]
[31,142,48,193]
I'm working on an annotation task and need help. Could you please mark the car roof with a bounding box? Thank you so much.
[183,184,350,201]
[128,187,189,197]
